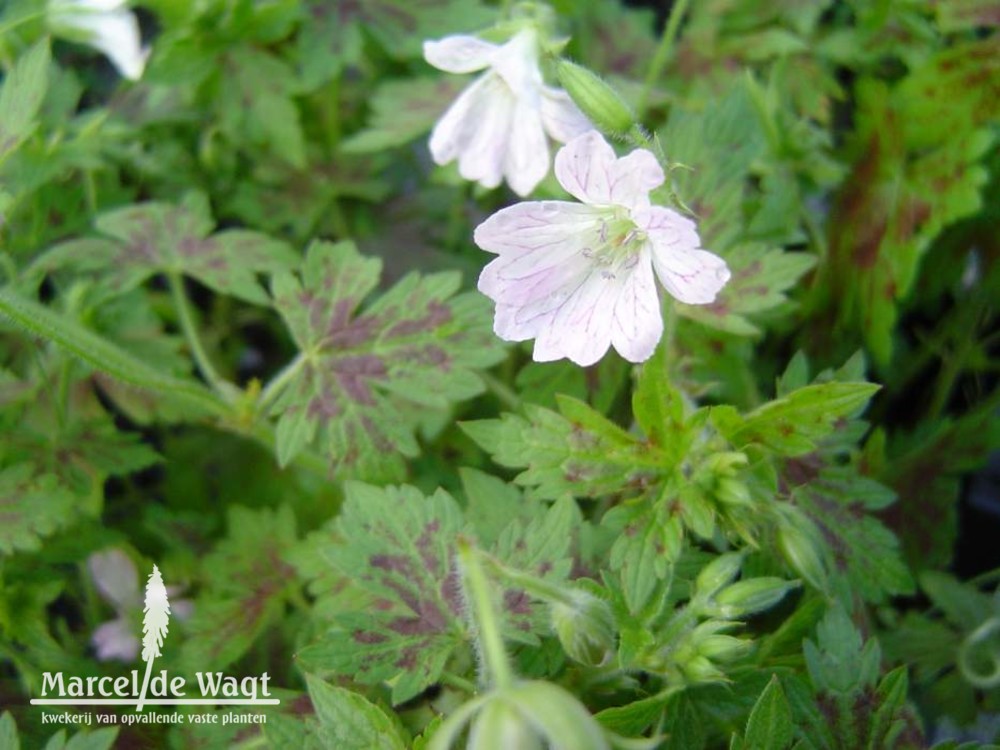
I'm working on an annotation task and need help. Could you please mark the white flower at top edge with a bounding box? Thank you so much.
[48,0,148,81]
[423,28,593,197]
[474,131,731,367]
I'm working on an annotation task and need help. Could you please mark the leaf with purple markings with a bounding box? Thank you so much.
[300,483,467,704]
[297,483,578,703]
[36,194,297,304]
[270,240,503,480]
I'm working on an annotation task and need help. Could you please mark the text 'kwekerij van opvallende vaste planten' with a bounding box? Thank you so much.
[0,0,998,747]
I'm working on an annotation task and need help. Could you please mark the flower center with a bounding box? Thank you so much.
[581,212,646,280]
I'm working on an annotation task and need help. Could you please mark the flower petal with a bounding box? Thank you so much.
[490,29,542,97]
[456,75,514,189]
[554,131,663,208]
[88,548,140,611]
[541,86,594,143]
[533,268,624,366]
[429,73,494,166]
[504,99,550,196]
[637,206,730,304]
[423,35,498,74]
[610,249,663,362]
[92,618,140,662]
[53,7,147,80]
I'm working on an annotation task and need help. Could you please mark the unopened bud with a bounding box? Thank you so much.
[551,590,616,667]
[468,699,543,750]
[695,553,744,599]
[716,477,753,507]
[556,60,635,136]
[698,634,750,661]
[505,681,610,750]
[714,578,796,618]
[700,452,749,477]
[777,523,827,591]
[682,655,726,683]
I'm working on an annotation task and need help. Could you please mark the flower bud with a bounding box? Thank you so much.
[777,522,827,591]
[556,60,635,136]
[715,477,753,507]
[505,681,611,750]
[699,451,749,478]
[695,553,743,599]
[681,655,726,683]
[551,590,616,667]
[697,634,750,661]
[713,578,797,619]
[467,699,544,750]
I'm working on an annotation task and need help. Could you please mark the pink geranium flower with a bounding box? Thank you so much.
[474,131,731,366]
[424,28,592,196]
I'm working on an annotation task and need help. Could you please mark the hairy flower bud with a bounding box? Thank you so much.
[777,521,827,591]
[467,699,544,750]
[713,578,797,619]
[695,552,744,600]
[551,590,616,667]
[556,60,636,136]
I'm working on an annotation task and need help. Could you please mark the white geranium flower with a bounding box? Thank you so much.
[48,0,148,81]
[424,28,592,196]
[88,549,192,662]
[474,131,731,366]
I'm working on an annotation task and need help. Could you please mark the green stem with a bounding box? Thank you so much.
[458,538,514,691]
[636,0,692,119]
[257,352,307,416]
[440,671,477,694]
[167,271,227,397]
[480,371,520,412]
[483,556,575,607]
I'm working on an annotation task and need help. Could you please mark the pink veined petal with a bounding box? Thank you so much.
[92,618,140,662]
[554,131,664,209]
[633,204,701,248]
[610,249,663,363]
[540,86,594,143]
[504,99,551,196]
[474,201,603,256]
[429,73,496,166]
[610,149,665,209]
[88,548,140,612]
[423,35,498,74]
[457,74,515,189]
[553,130,619,205]
[533,268,625,366]
[634,204,731,304]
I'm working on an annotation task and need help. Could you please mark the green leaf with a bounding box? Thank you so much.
[0,464,78,555]
[804,605,881,696]
[716,381,880,456]
[461,398,663,500]
[272,240,503,479]
[218,47,306,168]
[744,676,793,750]
[42,727,119,750]
[825,68,993,365]
[298,483,467,704]
[791,466,913,603]
[934,0,1000,31]
[0,712,18,750]
[305,675,408,750]
[0,39,49,165]
[678,245,817,336]
[181,506,297,671]
[35,196,298,304]
[342,77,466,153]
[0,287,224,417]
